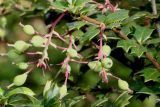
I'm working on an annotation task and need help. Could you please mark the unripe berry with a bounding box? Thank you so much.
[31,35,45,47]
[88,61,102,72]
[23,25,35,35]
[14,40,30,52]
[118,79,129,90]
[67,48,78,58]
[13,73,28,86]
[0,17,7,27]
[102,45,111,56]
[17,62,29,70]
[101,58,113,69]
[0,28,6,38]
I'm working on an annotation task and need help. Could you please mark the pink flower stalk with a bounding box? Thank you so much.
[100,68,108,83]
[105,0,118,12]
[37,59,47,69]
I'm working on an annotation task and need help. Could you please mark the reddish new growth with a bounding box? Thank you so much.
[93,0,118,13]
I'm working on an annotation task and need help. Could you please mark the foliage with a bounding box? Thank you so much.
[0,0,160,107]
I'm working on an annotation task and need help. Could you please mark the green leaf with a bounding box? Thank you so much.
[140,68,160,82]
[123,12,147,24]
[66,21,86,30]
[51,1,68,11]
[145,38,160,45]
[43,80,52,96]
[105,9,129,24]
[133,26,154,44]
[68,96,86,107]
[131,45,147,57]
[72,30,84,39]
[75,0,87,6]
[114,91,132,107]
[5,87,35,97]
[47,84,60,100]
[117,39,137,53]
[107,22,122,29]
[0,87,4,96]
[121,26,131,36]
[80,27,100,42]
[91,97,108,107]
[143,95,157,107]
[59,85,67,99]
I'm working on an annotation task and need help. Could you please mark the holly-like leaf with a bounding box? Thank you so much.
[140,68,160,82]
[68,96,86,107]
[105,9,129,24]
[114,91,132,107]
[143,95,157,107]
[80,27,100,42]
[123,12,147,24]
[117,39,137,53]
[66,21,86,30]
[51,1,68,11]
[91,97,108,107]
[131,45,147,57]
[133,26,154,44]
[145,38,160,45]
[121,26,131,36]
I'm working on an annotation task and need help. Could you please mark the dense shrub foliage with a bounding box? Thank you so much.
[0,0,160,107]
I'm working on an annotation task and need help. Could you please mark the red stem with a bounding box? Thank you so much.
[50,11,66,31]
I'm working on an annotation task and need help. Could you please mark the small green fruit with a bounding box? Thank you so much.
[0,28,6,38]
[13,73,28,86]
[0,17,7,27]
[118,79,129,90]
[31,35,45,47]
[18,62,29,70]
[101,58,113,69]
[14,40,30,52]
[23,25,35,35]
[102,45,111,56]
[67,48,78,58]
[88,61,102,72]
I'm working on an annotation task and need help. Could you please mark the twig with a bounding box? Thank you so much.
[150,0,160,37]
[81,15,160,71]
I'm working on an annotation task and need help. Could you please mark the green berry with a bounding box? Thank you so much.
[31,35,45,47]
[101,58,113,69]
[7,49,20,59]
[23,25,35,35]
[67,48,78,58]
[13,73,28,86]
[0,17,7,27]
[0,28,6,38]
[102,45,111,56]
[88,61,102,72]
[118,79,129,90]
[14,40,30,52]
[18,62,29,70]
